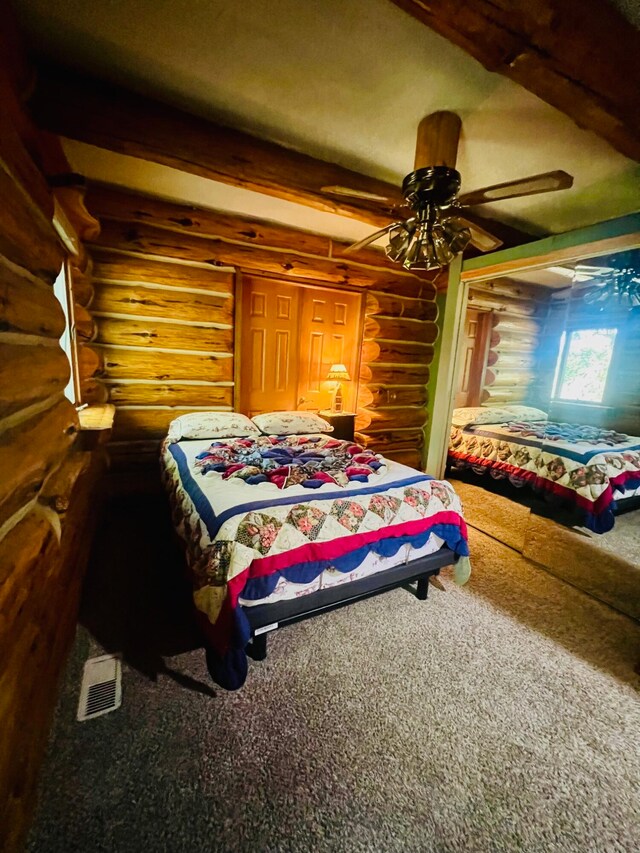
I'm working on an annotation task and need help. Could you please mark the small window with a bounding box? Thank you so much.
[552,328,617,404]
[52,262,80,404]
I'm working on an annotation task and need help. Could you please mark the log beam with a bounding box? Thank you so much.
[32,64,401,229]
[390,0,640,161]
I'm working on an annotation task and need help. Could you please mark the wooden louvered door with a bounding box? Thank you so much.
[240,276,301,415]
[239,277,361,415]
[297,289,361,412]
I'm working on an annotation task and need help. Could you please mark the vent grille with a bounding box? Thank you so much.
[77,654,122,722]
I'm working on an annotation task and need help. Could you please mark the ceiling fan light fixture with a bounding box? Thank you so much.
[441,217,472,254]
[431,227,456,266]
[401,222,433,269]
[385,221,414,262]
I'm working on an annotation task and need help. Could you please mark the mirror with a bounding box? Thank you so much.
[446,247,640,616]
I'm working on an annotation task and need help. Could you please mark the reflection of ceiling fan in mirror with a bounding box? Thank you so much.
[323,112,574,271]
[572,251,640,308]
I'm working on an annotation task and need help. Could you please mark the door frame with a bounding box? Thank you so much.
[425,213,640,477]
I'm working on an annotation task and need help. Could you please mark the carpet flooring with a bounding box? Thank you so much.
[450,478,640,619]
[27,497,640,853]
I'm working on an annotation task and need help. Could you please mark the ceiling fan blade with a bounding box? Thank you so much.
[454,215,503,253]
[458,170,574,207]
[321,185,395,203]
[342,223,398,254]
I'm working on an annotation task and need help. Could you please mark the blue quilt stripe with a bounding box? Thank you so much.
[540,441,640,464]
[240,522,468,601]
[469,427,542,449]
[169,443,218,536]
[169,443,434,539]
[468,427,640,464]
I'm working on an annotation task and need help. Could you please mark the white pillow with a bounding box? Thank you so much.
[168,412,260,442]
[252,411,334,435]
[451,406,513,428]
[502,405,548,421]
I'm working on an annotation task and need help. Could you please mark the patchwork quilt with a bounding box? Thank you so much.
[161,436,469,689]
[194,434,386,489]
[448,421,640,532]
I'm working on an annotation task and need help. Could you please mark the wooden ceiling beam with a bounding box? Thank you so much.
[31,63,403,229]
[390,0,640,162]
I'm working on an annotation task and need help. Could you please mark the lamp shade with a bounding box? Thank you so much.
[326,363,351,381]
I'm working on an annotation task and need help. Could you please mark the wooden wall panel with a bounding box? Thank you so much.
[0,344,69,417]
[356,285,439,468]
[94,316,233,351]
[111,402,233,441]
[356,428,424,452]
[107,383,233,407]
[0,452,106,853]
[85,186,436,469]
[93,250,234,293]
[467,278,548,407]
[0,397,78,531]
[85,242,236,465]
[0,57,105,852]
[100,346,233,382]
[93,218,424,292]
[92,281,232,325]
[0,259,65,338]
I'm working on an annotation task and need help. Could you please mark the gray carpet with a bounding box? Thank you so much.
[27,499,640,853]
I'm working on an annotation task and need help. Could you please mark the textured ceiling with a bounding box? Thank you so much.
[15,0,640,241]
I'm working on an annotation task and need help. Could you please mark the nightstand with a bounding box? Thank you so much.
[318,410,356,442]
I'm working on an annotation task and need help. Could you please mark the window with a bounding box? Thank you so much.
[552,327,617,404]
[52,261,80,404]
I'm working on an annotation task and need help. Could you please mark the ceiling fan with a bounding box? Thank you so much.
[322,112,574,270]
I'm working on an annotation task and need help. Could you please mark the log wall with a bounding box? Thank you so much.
[467,278,549,407]
[0,69,105,852]
[85,185,439,470]
[356,286,439,469]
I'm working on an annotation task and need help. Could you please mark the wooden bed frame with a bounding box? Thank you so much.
[208,546,457,671]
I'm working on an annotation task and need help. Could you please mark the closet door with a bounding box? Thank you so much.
[240,276,301,415]
[297,288,361,412]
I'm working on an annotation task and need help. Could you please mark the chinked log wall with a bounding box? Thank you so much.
[84,185,440,471]
[467,278,548,407]
[0,79,105,851]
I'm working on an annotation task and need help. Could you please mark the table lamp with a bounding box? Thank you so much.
[326,363,351,412]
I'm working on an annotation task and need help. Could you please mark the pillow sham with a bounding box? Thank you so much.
[451,406,513,428]
[251,410,334,435]
[501,405,548,421]
[168,412,260,442]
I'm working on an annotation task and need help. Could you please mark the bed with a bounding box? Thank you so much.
[448,415,640,533]
[160,416,469,690]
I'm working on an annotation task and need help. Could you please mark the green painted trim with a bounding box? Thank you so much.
[462,213,640,273]
[425,255,467,477]
[423,290,447,460]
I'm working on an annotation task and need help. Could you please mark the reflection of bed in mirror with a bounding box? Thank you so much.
[449,249,640,535]
[447,410,640,533]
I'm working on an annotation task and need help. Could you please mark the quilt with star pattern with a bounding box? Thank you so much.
[161,435,469,688]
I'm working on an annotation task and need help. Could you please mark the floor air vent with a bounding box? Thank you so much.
[77,654,122,722]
